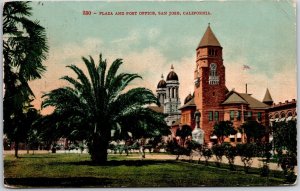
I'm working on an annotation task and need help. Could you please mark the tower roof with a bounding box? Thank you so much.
[263,88,273,103]
[157,74,167,88]
[167,65,178,81]
[184,93,193,104]
[197,23,221,49]
[179,97,196,110]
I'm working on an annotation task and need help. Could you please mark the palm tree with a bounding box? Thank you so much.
[3,2,48,157]
[42,54,168,164]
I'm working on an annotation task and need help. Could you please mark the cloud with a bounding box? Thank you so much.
[147,28,160,41]
[225,59,296,103]
[111,30,140,47]
[117,47,196,104]
[30,36,296,115]
[29,38,105,114]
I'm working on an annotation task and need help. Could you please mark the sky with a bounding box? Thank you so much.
[27,0,297,115]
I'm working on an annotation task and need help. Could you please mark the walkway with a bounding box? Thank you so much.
[129,153,298,174]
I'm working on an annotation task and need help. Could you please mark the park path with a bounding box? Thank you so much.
[129,153,298,174]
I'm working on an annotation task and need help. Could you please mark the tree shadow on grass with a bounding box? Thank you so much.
[48,159,177,167]
[4,177,113,188]
[18,156,56,159]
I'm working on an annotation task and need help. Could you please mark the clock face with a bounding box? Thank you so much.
[194,77,200,88]
[210,63,217,69]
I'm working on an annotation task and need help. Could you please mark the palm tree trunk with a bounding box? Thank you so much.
[14,141,19,158]
[90,134,109,164]
[26,141,29,154]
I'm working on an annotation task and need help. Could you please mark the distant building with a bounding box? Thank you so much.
[150,24,296,145]
[176,24,297,145]
[154,65,181,126]
[268,99,297,123]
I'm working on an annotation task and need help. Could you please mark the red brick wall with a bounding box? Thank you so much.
[180,108,196,130]
[194,46,227,143]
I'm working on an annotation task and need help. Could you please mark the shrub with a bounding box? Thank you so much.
[260,164,270,177]
[202,147,213,165]
[166,139,191,160]
[236,143,257,173]
[212,144,225,167]
[224,144,237,170]
[257,143,272,177]
[278,152,297,183]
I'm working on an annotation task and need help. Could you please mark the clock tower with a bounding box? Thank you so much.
[194,24,226,143]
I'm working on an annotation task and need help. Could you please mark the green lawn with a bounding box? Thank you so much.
[4,153,287,188]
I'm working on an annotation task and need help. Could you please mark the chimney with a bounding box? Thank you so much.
[245,83,248,94]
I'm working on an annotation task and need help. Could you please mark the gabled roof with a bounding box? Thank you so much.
[222,90,269,109]
[238,93,269,109]
[222,91,248,105]
[263,88,273,103]
[179,97,196,110]
[197,24,221,49]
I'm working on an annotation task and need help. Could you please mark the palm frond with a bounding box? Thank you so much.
[108,73,142,103]
[105,58,123,88]
[97,54,107,87]
[82,56,99,92]
[60,76,83,89]
[66,65,92,91]
[110,87,159,115]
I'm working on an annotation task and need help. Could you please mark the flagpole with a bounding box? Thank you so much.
[241,65,250,144]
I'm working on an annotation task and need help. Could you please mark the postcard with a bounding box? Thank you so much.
[2,0,297,188]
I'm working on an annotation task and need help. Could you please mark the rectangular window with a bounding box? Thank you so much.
[214,111,219,121]
[230,110,235,121]
[237,111,241,121]
[247,111,252,120]
[209,111,213,121]
[257,112,262,121]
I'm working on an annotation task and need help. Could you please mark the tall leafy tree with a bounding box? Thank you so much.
[175,125,192,147]
[239,120,267,143]
[42,54,168,164]
[212,121,236,144]
[3,2,48,157]
[272,120,297,182]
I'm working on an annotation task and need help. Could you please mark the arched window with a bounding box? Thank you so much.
[208,49,217,56]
